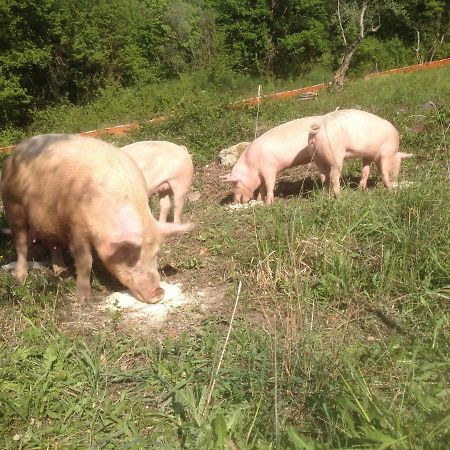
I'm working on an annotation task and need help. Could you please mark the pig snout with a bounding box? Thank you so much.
[124,266,164,304]
[132,285,164,304]
[234,190,252,204]
[139,286,165,304]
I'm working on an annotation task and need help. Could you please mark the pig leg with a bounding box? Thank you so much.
[4,203,29,282]
[158,193,171,223]
[256,182,267,202]
[69,240,93,303]
[359,158,372,190]
[261,171,276,204]
[170,181,190,224]
[376,158,393,190]
[314,159,332,193]
[389,155,401,184]
[49,244,66,275]
[328,150,345,196]
[319,173,326,187]
[330,165,342,196]
[321,172,330,192]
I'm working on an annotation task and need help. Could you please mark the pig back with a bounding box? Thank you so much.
[121,141,193,194]
[243,116,322,169]
[323,109,399,154]
[1,134,150,242]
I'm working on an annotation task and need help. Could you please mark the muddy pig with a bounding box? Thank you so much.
[308,109,412,195]
[121,141,194,223]
[1,134,193,303]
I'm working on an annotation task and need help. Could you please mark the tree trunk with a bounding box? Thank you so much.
[333,37,362,88]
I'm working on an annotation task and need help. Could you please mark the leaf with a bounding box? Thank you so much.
[213,414,228,449]
[44,344,58,371]
[287,428,314,449]
[365,430,396,445]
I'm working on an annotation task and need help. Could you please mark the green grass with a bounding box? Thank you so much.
[1,67,449,448]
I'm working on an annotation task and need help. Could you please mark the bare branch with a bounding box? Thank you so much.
[414,27,423,64]
[368,7,381,33]
[359,1,368,39]
[429,33,447,62]
[337,0,347,45]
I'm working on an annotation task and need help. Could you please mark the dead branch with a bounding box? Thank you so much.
[337,0,347,45]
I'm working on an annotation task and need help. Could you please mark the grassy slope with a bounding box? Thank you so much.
[0,68,449,449]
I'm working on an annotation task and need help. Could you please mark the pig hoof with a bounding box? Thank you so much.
[52,265,67,276]
[14,269,28,284]
[77,288,92,304]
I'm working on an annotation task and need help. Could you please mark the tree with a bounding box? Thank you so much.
[332,0,405,87]
[158,0,219,75]
[406,0,448,63]
[272,0,330,77]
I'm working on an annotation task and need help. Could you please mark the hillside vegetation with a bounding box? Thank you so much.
[0,67,449,448]
[1,0,449,135]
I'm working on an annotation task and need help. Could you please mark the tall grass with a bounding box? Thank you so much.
[0,66,449,448]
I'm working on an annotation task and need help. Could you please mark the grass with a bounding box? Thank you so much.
[0,67,449,448]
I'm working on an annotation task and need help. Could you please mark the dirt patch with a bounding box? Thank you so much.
[191,160,323,204]
[59,281,231,339]
[1,160,323,339]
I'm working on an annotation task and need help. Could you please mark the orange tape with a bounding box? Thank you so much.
[365,57,450,79]
[2,58,449,154]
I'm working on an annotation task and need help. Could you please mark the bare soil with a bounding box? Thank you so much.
[1,160,331,339]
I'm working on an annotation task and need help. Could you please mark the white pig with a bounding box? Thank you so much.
[221,116,322,204]
[1,134,192,303]
[121,141,194,223]
[308,109,412,194]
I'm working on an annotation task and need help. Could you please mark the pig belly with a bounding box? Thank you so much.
[150,182,170,196]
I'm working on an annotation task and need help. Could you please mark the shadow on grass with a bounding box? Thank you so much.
[219,175,380,205]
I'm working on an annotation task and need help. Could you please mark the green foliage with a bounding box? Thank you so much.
[352,36,415,73]
[1,0,449,130]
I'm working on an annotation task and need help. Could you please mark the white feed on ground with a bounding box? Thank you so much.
[103,281,191,324]
[1,261,50,271]
[226,199,264,211]
[392,180,414,189]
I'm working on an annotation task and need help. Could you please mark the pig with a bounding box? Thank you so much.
[308,109,412,195]
[221,116,322,204]
[121,141,194,223]
[1,134,192,303]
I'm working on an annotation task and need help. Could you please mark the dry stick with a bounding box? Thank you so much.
[273,314,280,448]
[203,280,242,417]
[255,85,262,139]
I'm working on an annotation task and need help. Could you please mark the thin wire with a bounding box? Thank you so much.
[298,108,339,196]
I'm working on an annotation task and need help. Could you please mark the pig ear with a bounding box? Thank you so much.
[98,230,143,260]
[157,222,194,240]
[398,152,413,160]
[220,173,240,184]
[113,230,143,248]
[106,231,142,255]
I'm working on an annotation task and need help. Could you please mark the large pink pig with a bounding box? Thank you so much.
[1,134,192,303]
[221,116,322,204]
[121,141,194,223]
[308,109,412,194]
